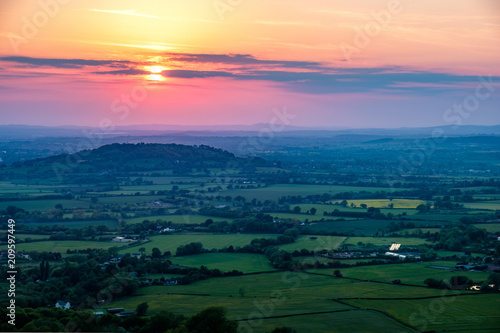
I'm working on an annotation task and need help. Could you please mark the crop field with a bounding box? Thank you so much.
[296,203,419,217]
[251,310,419,333]
[6,233,50,241]
[344,294,500,333]
[124,214,231,225]
[19,219,117,229]
[343,237,431,247]
[305,219,391,236]
[171,253,274,273]
[119,233,280,255]
[409,213,467,223]
[463,201,500,210]
[0,199,91,211]
[100,269,454,332]
[330,199,426,209]
[277,235,346,251]
[474,223,500,233]
[314,262,491,286]
[221,184,406,201]
[16,240,124,253]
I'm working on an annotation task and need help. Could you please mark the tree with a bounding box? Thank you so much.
[310,207,317,215]
[186,307,237,333]
[136,302,149,316]
[333,270,343,278]
[239,287,245,297]
[293,206,301,214]
[152,248,162,258]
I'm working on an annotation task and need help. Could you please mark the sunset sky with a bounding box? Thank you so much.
[0,0,499,128]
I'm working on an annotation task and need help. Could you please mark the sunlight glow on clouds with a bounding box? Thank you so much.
[0,0,499,127]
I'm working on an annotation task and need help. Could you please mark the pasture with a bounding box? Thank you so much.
[314,261,491,286]
[19,220,117,229]
[343,236,431,247]
[344,294,500,333]
[474,223,500,233]
[171,253,274,273]
[124,215,231,225]
[277,235,346,251]
[221,184,406,201]
[0,199,91,211]
[16,240,123,253]
[119,233,280,255]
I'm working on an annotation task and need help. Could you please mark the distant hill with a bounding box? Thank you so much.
[5,143,267,181]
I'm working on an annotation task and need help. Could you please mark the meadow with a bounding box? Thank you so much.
[344,294,500,333]
[343,236,431,247]
[119,233,280,255]
[16,240,123,253]
[170,253,274,273]
[314,261,491,286]
[222,184,407,201]
[124,215,231,225]
[276,235,346,251]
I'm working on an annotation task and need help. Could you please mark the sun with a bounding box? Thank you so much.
[147,65,166,74]
[144,65,167,81]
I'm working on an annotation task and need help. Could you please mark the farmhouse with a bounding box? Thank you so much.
[384,252,421,259]
[55,301,71,310]
[116,311,136,318]
[112,236,133,242]
[164,279,178,286]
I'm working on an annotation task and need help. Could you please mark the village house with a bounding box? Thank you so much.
[55,301,71,310]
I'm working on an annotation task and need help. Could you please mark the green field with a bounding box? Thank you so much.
[314,261,491,286]
[474,223,500,233]
[344,294,500,333]
[221,184,406,201]
[330,199,426,209]
[343,236,431,247]
[0,199,91,211]
[120,233,280,255]
[16,240,126,253]
[277,235,346,251]
[247,309,419,333]
[463,201,500,210]
[100,269,453,332]
[124,215,231,225]
[19,220,117,229]
[171,253,274,273]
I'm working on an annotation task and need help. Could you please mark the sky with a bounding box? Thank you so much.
[0,0,499,129]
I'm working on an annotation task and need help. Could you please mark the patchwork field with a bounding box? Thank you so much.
[277,235,346,251]
[16,240,124,253]
[119,233,280,255]
[171,253,274,273]
[124,214,231,225]
[314,262,491,286]
[344,294,500,333]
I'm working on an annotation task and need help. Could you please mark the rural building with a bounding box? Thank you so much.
[164,279,178,286]
[384,252,421,259]
[55,301,71,310]
[116,311,136,318]
[107,308,124,314]
[112,236,133,242]
[93,312,104,317]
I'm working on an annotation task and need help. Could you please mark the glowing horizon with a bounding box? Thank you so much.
[0,0,499,128]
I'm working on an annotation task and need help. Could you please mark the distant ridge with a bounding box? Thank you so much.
[0,124,499,139]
